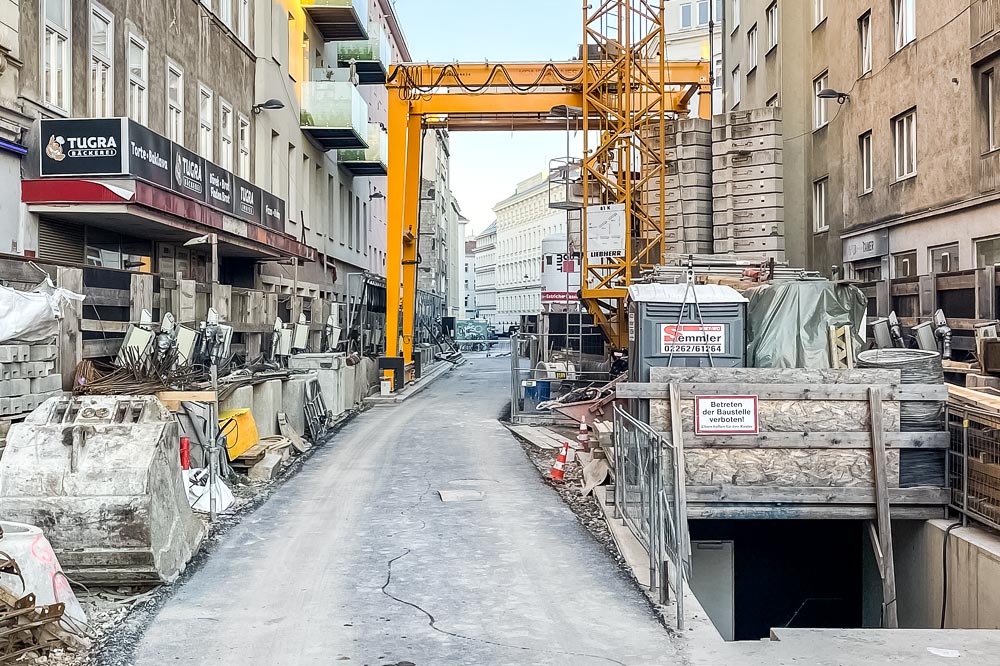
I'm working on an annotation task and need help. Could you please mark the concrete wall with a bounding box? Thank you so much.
[894,519,1000,629]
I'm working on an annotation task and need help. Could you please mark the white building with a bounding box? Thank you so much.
[494,174,567,331]
[474,222,497,327]
[463,237,477,319]
[418,130,463,318]
[665,0,724,115]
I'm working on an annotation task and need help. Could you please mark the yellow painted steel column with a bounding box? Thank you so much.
[383,93,409,384]
[400,115,422,367]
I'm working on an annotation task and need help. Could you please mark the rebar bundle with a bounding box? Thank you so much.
[74,347,207,396]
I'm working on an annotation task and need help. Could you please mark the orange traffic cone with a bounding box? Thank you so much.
[576,422,589,450]
[550,442,569,482]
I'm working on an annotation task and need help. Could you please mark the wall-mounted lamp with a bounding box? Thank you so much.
[370,191,385,201]
[252,98,285,115]
[816,88,850,104]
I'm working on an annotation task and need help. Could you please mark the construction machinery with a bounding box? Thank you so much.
[380,0,711,390]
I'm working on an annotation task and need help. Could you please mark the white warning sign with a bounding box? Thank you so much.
[661,324,725,355]
[695,396,759,435]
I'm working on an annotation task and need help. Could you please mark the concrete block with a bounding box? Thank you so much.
[29,344,57,362]
[289,354,344,417]
[7,396,25,414]
[0,397,10,415]
[714,107,782,126]
[0,347,17,363]
[16,346,29,361]
[712,178,783,198]
[713,222,785,240]
[664,226,714,243]
[281,372,317,436]
[0,363,19,380]
[713,207,784,226]
[0,379,29,398]
[712,120,781,142]
[30,374,63,394]
[647,199,712,218]
[20,362,42,378]
[712,150,783,171]
[221,385,253,414]
[251,379,283,438]
[249,452,283,482]
[713,134,783,156]
[664,241,713,255]
[714,193,784,212]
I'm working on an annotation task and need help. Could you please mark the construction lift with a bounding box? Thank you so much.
[380,0,711,390]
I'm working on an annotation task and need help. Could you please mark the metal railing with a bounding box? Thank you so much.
[948,406,1000,531]
[612,404,690,629]
[508,332,612,424]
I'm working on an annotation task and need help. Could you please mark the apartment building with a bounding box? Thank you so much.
[417,129,462,319]
[666,0,725,115]
[474,221,497,327]
[494,173,567,331]
[723,0,1000,291]
[463,237,477,319]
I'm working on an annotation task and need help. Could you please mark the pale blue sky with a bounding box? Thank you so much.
[391,0,584,236]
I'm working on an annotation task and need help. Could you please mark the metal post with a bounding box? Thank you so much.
[962,416,969,524]
[209,361,219,522]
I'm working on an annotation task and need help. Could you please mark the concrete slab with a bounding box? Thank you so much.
[251,380,282,438]
[280,372,316,435]
[220,385,253,414]
[288,354,343,418]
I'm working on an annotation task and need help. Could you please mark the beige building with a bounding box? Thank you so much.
[723,0,1000,299]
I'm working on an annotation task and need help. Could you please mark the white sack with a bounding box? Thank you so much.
[0,279,84,344]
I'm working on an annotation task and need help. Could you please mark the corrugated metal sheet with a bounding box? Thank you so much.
[37,219,84,264]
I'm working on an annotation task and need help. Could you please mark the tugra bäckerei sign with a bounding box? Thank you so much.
[694,396,759,435]
[40,118,285,232]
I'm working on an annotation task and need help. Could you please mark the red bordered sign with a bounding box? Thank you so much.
[694,395,759,435]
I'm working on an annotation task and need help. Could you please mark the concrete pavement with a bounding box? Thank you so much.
[132,356,677,665]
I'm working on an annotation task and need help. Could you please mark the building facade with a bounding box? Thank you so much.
[494,173,567,331]
[463,237,477,319]
[722,0,1000,289]
[666,0,725,115]
[417,129,462,319]
[474,221,497,327]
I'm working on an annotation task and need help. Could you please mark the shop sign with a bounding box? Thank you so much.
[40,118,126,176]
[172,144,206,200]
[233,175,261,225]
[261,190,286,231]
[127,121,172,189]
[843,229,888,263]
[694,395,759,435]
[206,162,234,213]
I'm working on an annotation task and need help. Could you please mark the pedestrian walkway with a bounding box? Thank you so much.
[132,356,677,666]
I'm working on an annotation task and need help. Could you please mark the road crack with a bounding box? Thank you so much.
[379,549,629,666]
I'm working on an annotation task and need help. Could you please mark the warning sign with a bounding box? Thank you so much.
[694,396,759,435]
[661,324,725,355]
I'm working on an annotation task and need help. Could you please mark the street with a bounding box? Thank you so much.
[131,356,676,666]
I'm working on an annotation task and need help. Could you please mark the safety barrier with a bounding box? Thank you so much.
[612,404,690,629]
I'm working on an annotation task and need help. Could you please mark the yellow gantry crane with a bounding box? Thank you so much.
[380,0,710,389]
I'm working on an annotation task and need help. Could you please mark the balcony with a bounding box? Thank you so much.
[300,79,369,151]
[338,123,388,176]
[336,28,391,84]
[301,0,369,42]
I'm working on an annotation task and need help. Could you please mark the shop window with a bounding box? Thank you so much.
[930,243,959,274]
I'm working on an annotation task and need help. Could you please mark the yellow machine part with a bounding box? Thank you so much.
[220,408,260,461]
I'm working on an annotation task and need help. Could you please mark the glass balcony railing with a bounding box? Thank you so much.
[300,80,369,151]
[300,0,369,42]
[336,28,391,84]
[338,123,388,176]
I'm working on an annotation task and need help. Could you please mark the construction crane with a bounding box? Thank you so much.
[380,0,710,390]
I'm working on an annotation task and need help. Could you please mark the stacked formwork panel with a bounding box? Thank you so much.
[711,108,786,261]
[641,118,714,256]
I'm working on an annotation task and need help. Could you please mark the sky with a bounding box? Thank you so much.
[391,0,584,237]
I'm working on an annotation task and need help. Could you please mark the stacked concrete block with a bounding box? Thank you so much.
[0,342,61,418]
[711,108,786,261]
[640,118,714,256]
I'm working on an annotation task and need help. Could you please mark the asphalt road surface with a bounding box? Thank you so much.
[132,356,676,665]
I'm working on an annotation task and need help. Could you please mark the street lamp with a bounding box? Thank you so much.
[252,98,285,115]
[816,88,850,104]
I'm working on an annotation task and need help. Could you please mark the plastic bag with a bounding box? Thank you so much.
[0,278,84,344]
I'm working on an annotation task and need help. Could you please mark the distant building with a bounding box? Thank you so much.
[417,130,462,318]
[474,221,497,326]
[494,173,567,330]
[463,238,477,319]
[664,0,725,115]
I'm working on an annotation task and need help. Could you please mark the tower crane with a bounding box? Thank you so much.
[379,0,711,390]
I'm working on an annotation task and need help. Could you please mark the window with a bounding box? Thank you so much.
[219,0,232,28]
[747,25,758,70]
[813,72,829,128]
[89,4,113,117]
[893,0,915,51]
[199,85,214,161]
[893,108,917,180]
[238,114,251,178]
[731,0,739,29]
[42,0,70,111]
[766,2,778,50]
[813,178,828,232]
[814,0,825,27]
[893,251,917,278]
[859,131,873,194]
[166,62,184,144]
[681,2,692,29]
[976,237,1000,267]
[127,34,148,124]
[219,100,233,170]
[859,11,872,75]
[238,0,250,42]
[930,244,959,273]
[983,69,996,153]
[697,0,709,25]
[731,66,740,107]
[766,93,779,107]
